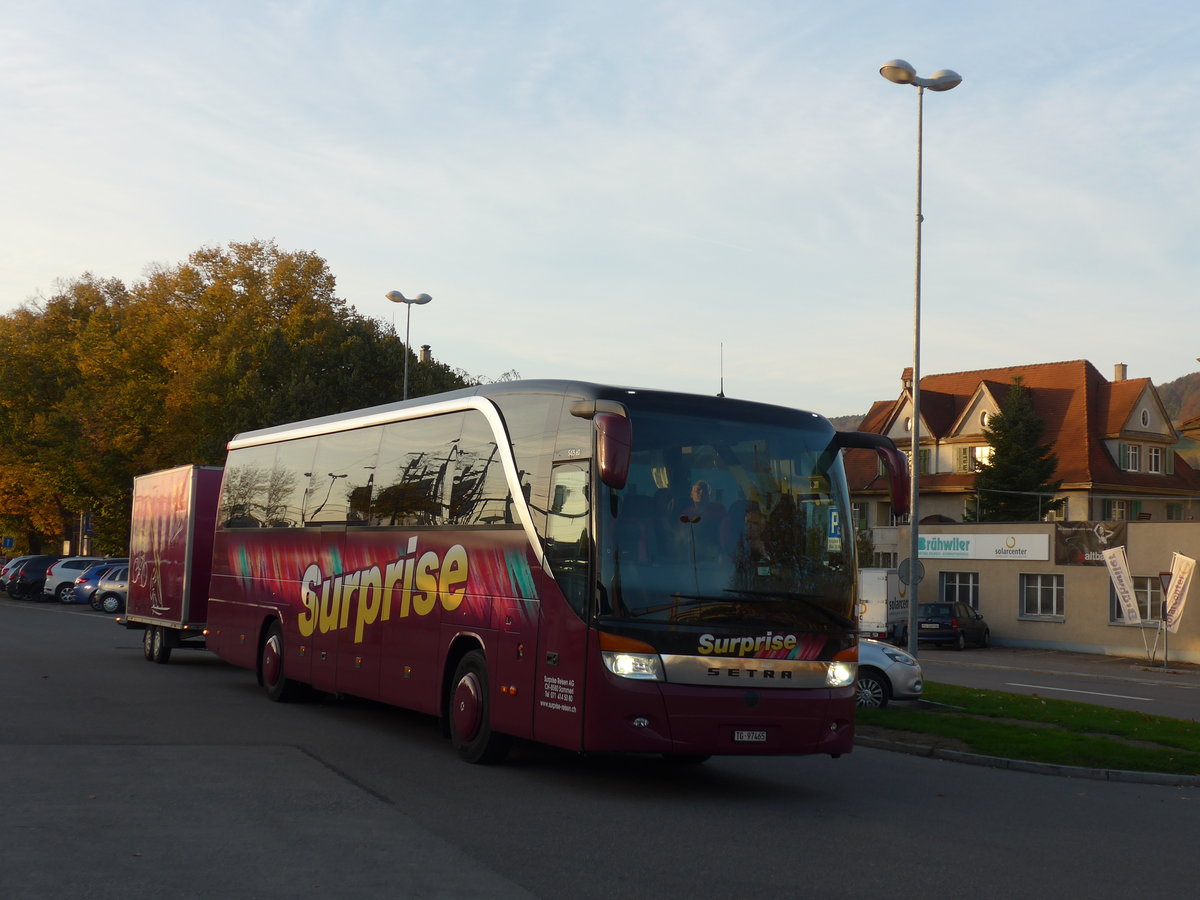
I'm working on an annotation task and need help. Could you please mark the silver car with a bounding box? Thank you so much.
[856,639,923,708]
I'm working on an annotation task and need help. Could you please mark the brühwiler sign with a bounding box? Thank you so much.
[916,533,1049,561]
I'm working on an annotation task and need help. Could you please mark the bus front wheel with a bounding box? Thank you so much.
[448,650,511,765]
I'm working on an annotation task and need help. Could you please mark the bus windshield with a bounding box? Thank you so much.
[598,409,854,633]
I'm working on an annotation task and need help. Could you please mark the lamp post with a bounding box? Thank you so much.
[386,290,433,401]
[879,59,961,656]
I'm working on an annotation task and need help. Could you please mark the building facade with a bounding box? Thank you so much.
[844,360,1200,662]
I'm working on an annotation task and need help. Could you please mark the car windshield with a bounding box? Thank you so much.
[597,408,855,631]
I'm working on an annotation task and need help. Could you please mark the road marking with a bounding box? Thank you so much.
[1007,682,1152,702]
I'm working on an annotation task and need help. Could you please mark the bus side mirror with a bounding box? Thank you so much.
[875,446,910,518]
[595,413,631,489]
[834,431,910,518]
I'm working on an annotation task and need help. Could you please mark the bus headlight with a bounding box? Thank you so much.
[601,651,665,681]
[826,661,856,687]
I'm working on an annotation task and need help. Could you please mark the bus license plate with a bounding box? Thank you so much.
[734,730,768,743]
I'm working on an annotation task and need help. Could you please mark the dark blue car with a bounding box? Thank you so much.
[917,601,990,650]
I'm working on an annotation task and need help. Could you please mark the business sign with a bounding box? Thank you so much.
[917,533,1049,561]
[1055,521,1127,566]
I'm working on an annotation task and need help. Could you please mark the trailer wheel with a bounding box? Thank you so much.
[151,626,173,664]
[448,650,511,764]
[261,622,300,702]
[143,627,155,661]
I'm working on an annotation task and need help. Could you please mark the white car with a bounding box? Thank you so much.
[42,557,106,603]
[856,639,923,708]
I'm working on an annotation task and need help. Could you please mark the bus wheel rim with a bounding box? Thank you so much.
[452,672,483,742]
[262,635,282,687]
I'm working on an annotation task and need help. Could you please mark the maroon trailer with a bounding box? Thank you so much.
[122,464,222,663]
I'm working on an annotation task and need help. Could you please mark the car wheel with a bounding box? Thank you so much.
[856,667,891,708]
[954,631,966,651]
[100,593,123,614]
[90,593,103,611]
[979,628,990,649]
[56,584,73,603]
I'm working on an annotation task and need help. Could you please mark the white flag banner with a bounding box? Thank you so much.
[1164,552,1195,634]
[1102,546,1140,625]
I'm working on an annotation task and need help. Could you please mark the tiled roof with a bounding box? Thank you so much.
[845,359,1200,496]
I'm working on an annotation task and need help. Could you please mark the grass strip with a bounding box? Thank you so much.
[857,682,1200,776]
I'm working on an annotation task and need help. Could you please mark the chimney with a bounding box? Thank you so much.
[1114,363,1127,382]
[419,344,432,364]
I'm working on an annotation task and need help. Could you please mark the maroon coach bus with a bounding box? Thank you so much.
[206,380,907,763]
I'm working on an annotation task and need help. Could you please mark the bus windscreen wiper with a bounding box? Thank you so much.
[720,589,856,630]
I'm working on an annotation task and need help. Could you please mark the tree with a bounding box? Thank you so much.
[967,377,1063,522]
[0,240,477,553]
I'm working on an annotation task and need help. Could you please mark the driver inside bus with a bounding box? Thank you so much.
[676,480,726,556]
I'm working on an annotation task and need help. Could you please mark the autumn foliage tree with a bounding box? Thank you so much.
[0,241,474,553]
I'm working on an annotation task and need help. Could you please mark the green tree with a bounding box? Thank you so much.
[967,378,1063,522]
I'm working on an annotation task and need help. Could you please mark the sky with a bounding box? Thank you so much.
[3,1,1198,418]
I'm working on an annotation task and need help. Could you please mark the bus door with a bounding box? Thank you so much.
[532,462,592,749]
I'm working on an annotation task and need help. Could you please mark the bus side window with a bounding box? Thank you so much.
[545,463,590,615]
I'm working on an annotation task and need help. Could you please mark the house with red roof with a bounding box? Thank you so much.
[846,359,1200,548]
[843,360,1200,661]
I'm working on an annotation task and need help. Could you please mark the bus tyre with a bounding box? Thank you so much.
[449,650,511,765]
[143,627,156,661]
[151,626,172,664]
[261,622,299,702]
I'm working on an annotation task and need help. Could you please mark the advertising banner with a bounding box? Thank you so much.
[917,533,1049,561]
[1055,521,1127,566]
[1102,546,1140,624]
[1164,552,1195,634]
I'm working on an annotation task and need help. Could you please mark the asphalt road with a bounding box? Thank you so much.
[913,644,1200,720]
[3,597,1198,899]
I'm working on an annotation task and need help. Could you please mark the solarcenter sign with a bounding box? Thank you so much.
[917,533,1049,561]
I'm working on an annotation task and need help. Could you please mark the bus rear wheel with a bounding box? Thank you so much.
[261,622,300,702]
[448,650,511,765]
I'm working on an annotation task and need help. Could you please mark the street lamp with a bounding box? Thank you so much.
[386,290,433,401]
[879,59,961,656]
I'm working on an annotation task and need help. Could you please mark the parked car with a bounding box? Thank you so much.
[917,601,990,650]
[856,638,923,708]
[95,565,129,614]
[7,554,63,600]
[0,555,35,592]
[72,560,129,606]
[43,556,107,603]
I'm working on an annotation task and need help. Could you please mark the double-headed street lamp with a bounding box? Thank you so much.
[879,59,961,656]
[386,290,433,401]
